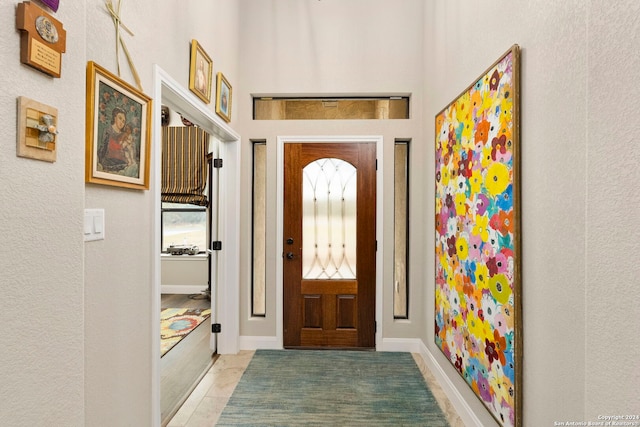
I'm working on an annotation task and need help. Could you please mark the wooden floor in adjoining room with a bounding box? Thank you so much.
[162,293,211,310]
[161,293,217,426]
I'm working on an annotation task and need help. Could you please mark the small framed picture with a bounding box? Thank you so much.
[85,61,152,190]
[189,39,213,104]
[215,72,232,122]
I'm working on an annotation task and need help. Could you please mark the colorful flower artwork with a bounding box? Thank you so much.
[434,45,520,427]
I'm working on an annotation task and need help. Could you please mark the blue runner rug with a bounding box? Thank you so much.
[216,349,449,426]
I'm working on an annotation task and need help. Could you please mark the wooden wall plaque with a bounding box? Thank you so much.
[16,1,66,78]
[17,96,58,162]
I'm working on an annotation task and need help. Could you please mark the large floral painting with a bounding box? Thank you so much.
[434,45,521,427]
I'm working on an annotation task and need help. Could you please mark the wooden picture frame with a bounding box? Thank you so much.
[434,45,521,427]
[215,72,232,122]
[85,61,152,190]
[188,39,213,104]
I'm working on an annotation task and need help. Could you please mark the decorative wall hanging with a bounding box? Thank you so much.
[161,105,170,126]
[38,0,59,12]
[188,39,213,104]
[434,45,521,427]
[104,0,143,92]
[215,72,232,122]
[16,1,66,78]
[16,96,58,162]
[180,115,195,127]
[85,61,152,190]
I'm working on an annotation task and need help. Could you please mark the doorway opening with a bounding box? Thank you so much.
[152,65,241,426]
[159,121,215,423]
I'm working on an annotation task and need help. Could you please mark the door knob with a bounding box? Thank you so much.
[286,238,294,245]
[286,252,295,260]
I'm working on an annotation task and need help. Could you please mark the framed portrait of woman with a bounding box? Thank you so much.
[188,39,213,104]
[85,61,152,190]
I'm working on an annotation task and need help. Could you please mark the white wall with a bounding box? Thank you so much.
[83,1,240,425]
[83,1,156,416]
[585,0,640,419]
[2,1,637,426]
[424,1,639,425]
[1,1,239,426]
[0,2,86,426]
[236,0,427,342]
[161,256,208,290]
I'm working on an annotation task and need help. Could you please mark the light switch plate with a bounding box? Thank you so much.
[84,208,105,241]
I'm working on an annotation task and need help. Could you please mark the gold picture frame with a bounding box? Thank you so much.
[85,61,152,190]
[189,39,213,104]
[215,72,232,122]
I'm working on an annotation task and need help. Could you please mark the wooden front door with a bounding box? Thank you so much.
[283,142,376,348]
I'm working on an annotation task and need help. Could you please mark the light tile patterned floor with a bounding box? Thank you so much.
[167,350,464,427]
[167,350,254,427]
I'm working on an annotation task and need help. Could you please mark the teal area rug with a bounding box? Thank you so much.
[216,349,449,426]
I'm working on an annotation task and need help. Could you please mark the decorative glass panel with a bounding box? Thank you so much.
[252,142,266,316]
[302,158,357,279]
[394,142,409,319]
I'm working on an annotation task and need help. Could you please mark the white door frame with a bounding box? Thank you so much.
[275,135,384,350]
[151,65,241,426]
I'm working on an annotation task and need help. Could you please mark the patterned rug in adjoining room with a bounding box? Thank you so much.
[160,307,211,357]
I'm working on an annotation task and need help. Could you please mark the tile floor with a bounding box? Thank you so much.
[167,350,464,427]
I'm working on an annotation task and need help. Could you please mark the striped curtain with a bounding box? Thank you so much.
[161,126,209,206]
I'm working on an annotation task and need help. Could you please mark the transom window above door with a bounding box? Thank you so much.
[253,96,409,120]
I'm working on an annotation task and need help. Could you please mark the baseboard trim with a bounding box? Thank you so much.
[378,337,423,353]
[239,336,424,353]
[239,335,281,350]
[416,341,484,427]
[161,285,207,295]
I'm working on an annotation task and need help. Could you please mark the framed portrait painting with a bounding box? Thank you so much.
[85,61,152,190]
[215,72,232,123]
[434,45,521,427]
[189,39,213,104]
